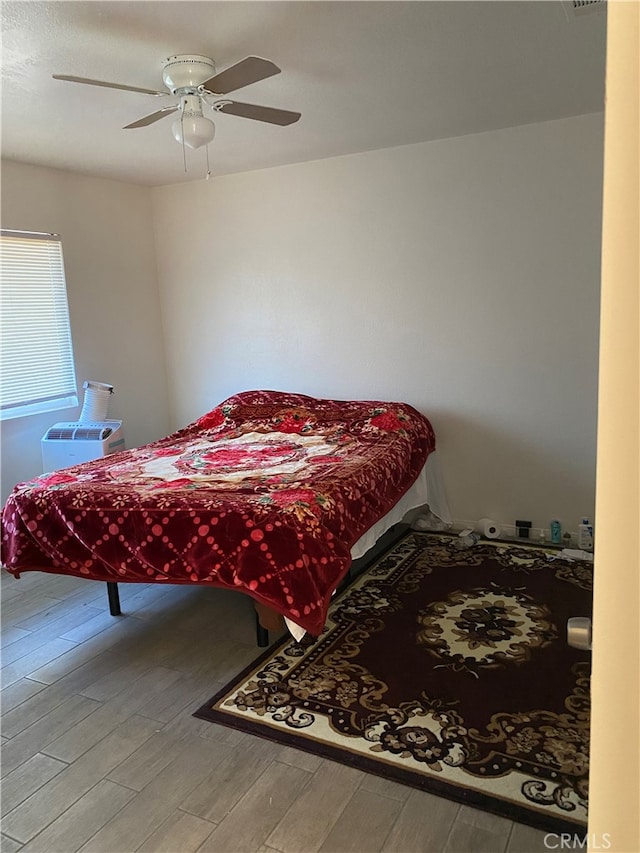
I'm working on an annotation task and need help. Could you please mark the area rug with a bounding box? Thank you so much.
[194,532,592,833]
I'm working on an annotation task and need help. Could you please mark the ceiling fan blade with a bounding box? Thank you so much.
[216,100,301,126]
[201,57,281,95]
[53,74,166,96]
[123,106,178,129]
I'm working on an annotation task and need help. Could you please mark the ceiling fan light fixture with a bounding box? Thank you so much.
[52,53,300,168]
[171,113,216,149]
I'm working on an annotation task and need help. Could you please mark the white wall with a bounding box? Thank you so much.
[0,161,170,502]
[151,113,603,535]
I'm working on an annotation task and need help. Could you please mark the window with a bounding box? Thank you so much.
[0,230,78,420]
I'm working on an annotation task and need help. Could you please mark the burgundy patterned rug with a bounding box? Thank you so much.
[194,532,592,833]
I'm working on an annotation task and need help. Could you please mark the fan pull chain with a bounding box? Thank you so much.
[206,144,211,180]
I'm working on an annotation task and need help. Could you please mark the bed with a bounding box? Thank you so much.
[1,390,447,644]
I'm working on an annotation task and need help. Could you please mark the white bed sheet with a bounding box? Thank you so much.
[284,450,450,640]
[349,450,450,560]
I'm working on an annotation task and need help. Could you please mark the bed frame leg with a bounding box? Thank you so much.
[106,582,121,616]
[256,613,269,647]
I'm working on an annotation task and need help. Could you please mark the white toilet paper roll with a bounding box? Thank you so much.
[479,518,501,539]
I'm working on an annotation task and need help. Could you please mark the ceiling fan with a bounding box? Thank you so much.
[53,54,301,153]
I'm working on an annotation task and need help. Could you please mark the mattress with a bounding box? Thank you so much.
[2,390,441,637]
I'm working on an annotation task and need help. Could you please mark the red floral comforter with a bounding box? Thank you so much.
[1,390,435,635]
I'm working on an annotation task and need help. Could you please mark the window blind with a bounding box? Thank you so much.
[0,230,78,420]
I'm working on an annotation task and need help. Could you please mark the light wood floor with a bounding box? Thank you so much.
[1,567,553,853]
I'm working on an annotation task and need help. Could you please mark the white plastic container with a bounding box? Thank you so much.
[80,381,113,423]
[577,518,593,552]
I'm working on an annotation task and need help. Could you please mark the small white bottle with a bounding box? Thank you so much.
[577,518,593,552]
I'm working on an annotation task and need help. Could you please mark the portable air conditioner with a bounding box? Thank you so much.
[41,420,125,472]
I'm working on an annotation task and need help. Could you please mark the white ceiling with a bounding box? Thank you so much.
[0,1,606,187]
